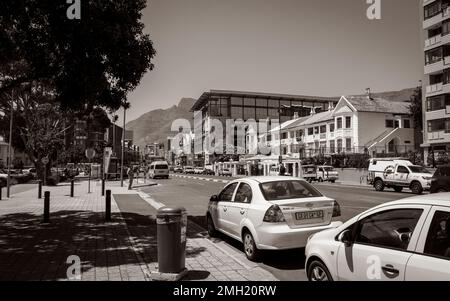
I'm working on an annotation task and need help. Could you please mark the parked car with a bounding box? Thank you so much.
[431,165,450,193]
[302,165,318,183]
[367,158,432,194]
[206,177,342,261]
[202,169,215,175]
[173,166,183,173]
[183,166,195,174]
[194,167,204,174]
[22,167,37,179]
[218,168,232,177]
[148,161,169,179]
[316,166,339,183]
[305,193,450,281]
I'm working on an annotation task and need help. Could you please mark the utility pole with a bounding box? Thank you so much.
[7,90,14,198]
[120,104,128,187]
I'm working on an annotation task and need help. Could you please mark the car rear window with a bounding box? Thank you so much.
[435,167,450,177]
[155,165,168,170]
[259,180,323,201]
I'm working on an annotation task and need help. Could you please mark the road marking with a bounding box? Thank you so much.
[135,190,165,209]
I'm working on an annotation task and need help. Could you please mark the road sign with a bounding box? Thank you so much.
[85,148,96,160]
[41,157,49,165]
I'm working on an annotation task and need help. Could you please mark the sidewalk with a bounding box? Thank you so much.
[0,180,277,281]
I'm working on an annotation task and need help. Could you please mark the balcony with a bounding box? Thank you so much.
[428,130,447,140]
[447,105,450,114]
[425,34,442,50]
[423,0,436,5]
[424,6,450,30]
[426,82,444,95]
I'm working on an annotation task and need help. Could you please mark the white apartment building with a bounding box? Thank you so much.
[260,93,415,164]
[422,0,450,160]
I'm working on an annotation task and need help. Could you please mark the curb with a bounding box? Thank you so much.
[171,174,230,184]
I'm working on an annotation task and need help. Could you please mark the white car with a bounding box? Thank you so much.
[206,177,342,261]
[305,193,450,281]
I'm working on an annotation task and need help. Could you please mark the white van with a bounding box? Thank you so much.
[148,161,169,179]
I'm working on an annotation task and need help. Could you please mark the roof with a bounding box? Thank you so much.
[342,96,410,114]
[232,176,308,184]
[301,110,334,126]
[191,90,339,111]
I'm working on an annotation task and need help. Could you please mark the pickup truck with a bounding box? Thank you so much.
[367,159,432,194]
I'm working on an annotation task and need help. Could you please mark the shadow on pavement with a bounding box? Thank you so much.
[0,209,210,281]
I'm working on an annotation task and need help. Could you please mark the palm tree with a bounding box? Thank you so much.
[120,101,130,187]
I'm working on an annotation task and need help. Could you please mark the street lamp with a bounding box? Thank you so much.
[120,101,130,187]
[6,90,14,198]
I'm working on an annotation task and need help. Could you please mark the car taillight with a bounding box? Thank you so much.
[332,201,341,217]
[263,205,286,223]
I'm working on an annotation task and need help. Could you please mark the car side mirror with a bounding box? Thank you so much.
[338,230,353,247]
[210,195,219,203]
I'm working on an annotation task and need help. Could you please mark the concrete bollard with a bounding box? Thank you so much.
[38,180,42,199]
[70,180,74,197]
[43,191,50,223]
[105,190,111,221]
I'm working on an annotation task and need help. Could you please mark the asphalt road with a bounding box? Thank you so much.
[140,175,416,281]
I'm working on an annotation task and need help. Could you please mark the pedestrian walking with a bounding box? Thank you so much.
[127,165,134,190]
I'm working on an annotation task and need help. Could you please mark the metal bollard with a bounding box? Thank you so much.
[70,180,74,197]
[0,186,2,200]
[43,191,50,223]
[38,180,42,199]
[105,190,111,221]
[101,178,105,196]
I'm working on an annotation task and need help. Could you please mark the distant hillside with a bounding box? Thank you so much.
[126,98,195,149]
[351,88,417,102]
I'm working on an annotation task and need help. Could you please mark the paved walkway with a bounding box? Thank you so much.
[0,180,277,281]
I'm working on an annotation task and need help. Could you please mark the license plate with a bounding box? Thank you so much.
[295,210,324,220]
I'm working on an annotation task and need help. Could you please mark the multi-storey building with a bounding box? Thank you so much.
[190,90,339,165]
[422,0,450,161]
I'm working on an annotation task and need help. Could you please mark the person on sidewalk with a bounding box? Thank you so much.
[127,165,135,190]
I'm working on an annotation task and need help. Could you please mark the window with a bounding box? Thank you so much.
[426,95,450,112]
[355,209,423,250]
[330,140,335,153]
[345,116,352,128]
[259,180,322,201]
[314,127,319,135]
[424,211,450,260]
[329,123,335,133]
[234,183,253,204]
[424,2,441,20]
[425,47,443,65]
[308,128,313,136]
[428,119,446,132]
[337,139,343,153]
[345,138,352,152]
[281,132,288,139]
[219,183,238,202]
[395,120,400,128]
[446,119,450,133]
[436,166,450,176]
[386,120,394,128]
[403,119,411,129]
[397,166,409,174]
[320,125,327,134]
[443,20,450,36]
[336,117,343,129]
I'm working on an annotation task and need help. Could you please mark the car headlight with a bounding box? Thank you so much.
[422,176,432,180]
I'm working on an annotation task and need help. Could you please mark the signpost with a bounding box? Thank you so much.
[85,148,96,193]
[41,156,49,186]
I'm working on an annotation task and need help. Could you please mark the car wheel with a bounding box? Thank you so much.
[410,181,423,195]
[393,186,403,193]
[330,180,335,183]
[207,215,217,237]
[307,260,333,281]
[243,231,260,261]
[374,179,384,192]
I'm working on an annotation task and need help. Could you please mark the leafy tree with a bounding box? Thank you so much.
[0,0,156,111]
[409,86,423,131]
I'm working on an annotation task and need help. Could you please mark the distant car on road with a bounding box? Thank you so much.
[183,166,195,174]
[173,166,183,173]
[148,161,169,179]
[206,177,342,261]
[218,168,232,177]
[305,193,450,281]
[431,165,450,193]
[202,169,215,175]
[194,167,204,174]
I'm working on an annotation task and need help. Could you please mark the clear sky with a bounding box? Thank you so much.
[121,0,423,124]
